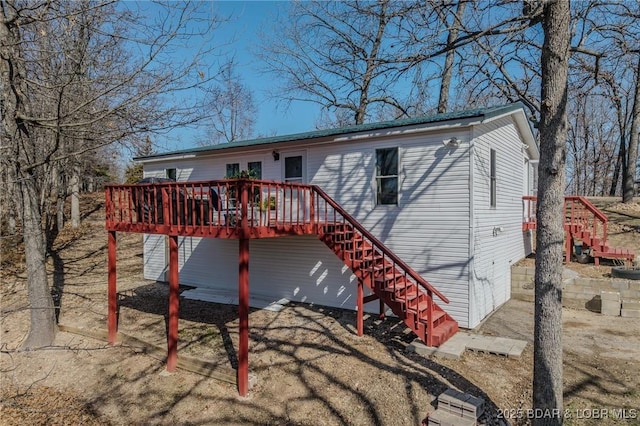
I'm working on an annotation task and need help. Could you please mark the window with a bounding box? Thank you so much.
[490,149,497,207]
[284,156,303,183]
[225,163,240,178]
[165,168,176,181]
[375,148,398,205]
[248,161,262,179]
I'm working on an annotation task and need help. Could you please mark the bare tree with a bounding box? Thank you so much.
[1,0,220,347]
[200,61,256,144]
[533,0,571,422]
[259,0,422,125]
[623,54,640,202]
[436,0,467,113]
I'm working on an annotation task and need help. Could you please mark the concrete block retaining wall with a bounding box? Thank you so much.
[511,266,640,315]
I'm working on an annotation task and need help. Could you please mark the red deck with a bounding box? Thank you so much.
[522,195,634,265]
[105,179,457,395]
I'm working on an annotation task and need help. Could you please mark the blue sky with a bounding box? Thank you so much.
[154,1,322,153]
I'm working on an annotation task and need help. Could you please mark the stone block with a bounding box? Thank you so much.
[576,277,600,288]
[611,280,630,291]
[600,291,621,301]
[511,272,528,280]
[629,282,640,291]
[461,394,485,420]
[601,299,621,316]
[437,389,484,421]
[427,409,476,426]
[563,291,591,301]
[622,299,640,310]
[438,388,467,417]
[511,267,532,277]
[621,309,640,318]
[621,289,640,299]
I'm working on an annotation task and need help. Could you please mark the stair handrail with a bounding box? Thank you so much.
[564,196,608,222]
[311,185,450,304]
[521,195,608,244]
[565,195,609,243]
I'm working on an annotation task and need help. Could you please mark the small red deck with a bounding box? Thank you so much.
[522,195,634,265]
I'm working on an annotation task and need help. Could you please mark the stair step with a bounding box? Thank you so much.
[418,309,446,324]
[390,288,420,302]
[429,319,459,346]
[407,299,431,314]
[333,232,360,241]
[317,217,459,348]
[374,272,407,284]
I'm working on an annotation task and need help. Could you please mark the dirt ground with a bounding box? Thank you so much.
[1,195,639,425]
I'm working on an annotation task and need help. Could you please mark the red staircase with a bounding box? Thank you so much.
[522,196,634,265]
[312,187,458,347]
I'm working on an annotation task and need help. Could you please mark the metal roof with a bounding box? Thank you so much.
[136,102,529,161]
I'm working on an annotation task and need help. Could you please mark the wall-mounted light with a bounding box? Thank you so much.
[272,150,280,161]
[442,137,460,148]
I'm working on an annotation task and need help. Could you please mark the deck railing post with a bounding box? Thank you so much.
[357,279,364,337]
[238,179,250,396]
[161,187,170,230]
[426,291,433,346]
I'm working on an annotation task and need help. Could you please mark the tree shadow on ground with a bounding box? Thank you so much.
[106,281,503,425]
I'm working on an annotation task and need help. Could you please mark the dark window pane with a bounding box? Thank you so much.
[490,149,496,207]
[285,156,302,180]
[165,168,176,181]
[226,163,239,178]
[377,177,398,205]
[376,148,397,176]
[248,161,262,179]
[375,147,398,205]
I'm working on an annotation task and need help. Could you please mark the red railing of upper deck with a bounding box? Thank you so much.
[105,178,450,308]
[522,195,608,244]
[105,179,317,237]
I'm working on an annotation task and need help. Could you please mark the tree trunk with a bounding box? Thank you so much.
[71,162,81,228]
[609,148,623,196]
[623,54,640,203]
[438,0,466,114]
[20,174,57,348]
[533,1,570,424]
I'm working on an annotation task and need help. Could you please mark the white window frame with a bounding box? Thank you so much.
[375,147,399,206]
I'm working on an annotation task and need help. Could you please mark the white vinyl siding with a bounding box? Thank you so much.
[469,117,527,327]
[143,234,166,281]
[139,112,532,329]
[308,131,472,326]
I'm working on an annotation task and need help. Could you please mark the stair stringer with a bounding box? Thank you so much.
[316,224,458,347]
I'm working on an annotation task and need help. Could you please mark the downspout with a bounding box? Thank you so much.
[467,127,475,329]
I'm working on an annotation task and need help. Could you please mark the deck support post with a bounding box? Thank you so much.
[167,235,180,372]
[238,237,250,396]
[379,298,385,319]
[356,279,364,337]
[564,227,572,264]
[238,180,250,396]
[107,231,117,344]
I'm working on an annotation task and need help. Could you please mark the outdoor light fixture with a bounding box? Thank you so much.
[272,150,280,161]
[443,137,460,148]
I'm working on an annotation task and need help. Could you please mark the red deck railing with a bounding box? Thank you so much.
[105,179,316,238]
[105,178,450,307]
[522,195,607,244]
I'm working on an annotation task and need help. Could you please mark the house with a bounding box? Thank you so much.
[134,102,538,330]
